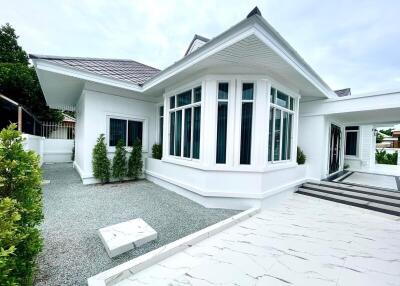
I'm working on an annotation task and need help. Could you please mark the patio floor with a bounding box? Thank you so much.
[34,163,238,286]
[337,171,399,191]
[114,194,400,286]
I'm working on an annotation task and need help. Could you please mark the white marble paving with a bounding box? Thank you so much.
[342,172,398,190]
[99,218,157,258]
[113,194,400,286]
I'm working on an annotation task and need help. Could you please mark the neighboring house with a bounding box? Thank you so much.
[31,7,400,209]
[44,113,75,139]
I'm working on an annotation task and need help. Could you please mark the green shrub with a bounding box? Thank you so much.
[376,149,398,165]
[92,134,110,183]
[127,139,143,180]
[152,143,162,160]
[297,147,306,165]
[0,124,43,285]
[71,140,75,161]
[112,139,127,182]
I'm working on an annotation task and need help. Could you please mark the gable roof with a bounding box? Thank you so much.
[29,54,160,86]
[334,88,351,97]
[184,34,210,56]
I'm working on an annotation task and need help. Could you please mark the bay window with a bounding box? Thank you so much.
[216,82,229,164]
[169,86,201,159]
[240,83,254,165]
[109,117,143,147]
[268,87,295,162]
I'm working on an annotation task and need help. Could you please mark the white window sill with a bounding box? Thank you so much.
[344,156,360,160]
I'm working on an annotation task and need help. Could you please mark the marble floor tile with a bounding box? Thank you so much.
[113,194,400,286]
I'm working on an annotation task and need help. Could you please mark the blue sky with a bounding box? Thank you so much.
[1,0,399,94]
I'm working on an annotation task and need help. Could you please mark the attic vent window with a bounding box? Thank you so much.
[247,6,262,18]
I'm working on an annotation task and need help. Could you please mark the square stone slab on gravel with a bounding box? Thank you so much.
[99,218,157,258]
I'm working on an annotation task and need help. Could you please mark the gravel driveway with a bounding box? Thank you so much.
[34,163,238,286]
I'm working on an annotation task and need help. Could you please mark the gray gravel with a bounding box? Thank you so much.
[34,163,239,286]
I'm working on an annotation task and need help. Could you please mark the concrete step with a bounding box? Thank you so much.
[302,183,400,208]
[297,188,400,217]
[307,181,400,200]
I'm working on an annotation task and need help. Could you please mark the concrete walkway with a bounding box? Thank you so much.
[114,194,400,286]
[34,163,238,286]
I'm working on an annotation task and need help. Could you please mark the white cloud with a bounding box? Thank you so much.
[0,0,399,94]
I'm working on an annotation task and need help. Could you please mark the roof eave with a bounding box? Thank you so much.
[32,58,144,93]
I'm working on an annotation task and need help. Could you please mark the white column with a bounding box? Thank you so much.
[201,80,217,167]
[252,79,268,168]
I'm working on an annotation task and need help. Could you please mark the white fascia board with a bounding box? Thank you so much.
[300,90,400,117]
[34,60,143,93]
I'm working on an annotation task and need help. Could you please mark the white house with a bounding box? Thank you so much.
[31,7,400,210]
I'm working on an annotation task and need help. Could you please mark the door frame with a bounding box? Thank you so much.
[328,123,343,175]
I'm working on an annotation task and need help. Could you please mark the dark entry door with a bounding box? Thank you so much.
[329,124,341,174]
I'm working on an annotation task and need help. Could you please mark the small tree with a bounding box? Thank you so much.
[152,143,162,160]
[127,139,143,180]
[0,123,43,284]
[297,147,306,165]
[92,134,110,183]
[112,139,127,182]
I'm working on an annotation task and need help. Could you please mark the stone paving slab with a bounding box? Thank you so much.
[99,218,157,258]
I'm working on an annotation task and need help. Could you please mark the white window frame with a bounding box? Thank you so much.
[168,86,202,161]
[344,126,359,158]
[157,104,164,145]
[106,114,148,152]
[268,87,296,164]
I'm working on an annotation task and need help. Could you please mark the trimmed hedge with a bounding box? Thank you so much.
[152,143,162,160]
[0,124,43,285]
[92,134,110,183]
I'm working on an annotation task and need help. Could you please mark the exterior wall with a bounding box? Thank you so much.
[146,158,307,210]
[22,134,45,166]
[74,88,158,184]
[344,125,384,170]
[43,139,74,163]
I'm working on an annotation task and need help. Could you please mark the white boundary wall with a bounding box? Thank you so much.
[22,134,73,165]
[43,139,74,163]
[22,134,45,166]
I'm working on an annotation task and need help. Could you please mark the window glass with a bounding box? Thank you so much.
[289,97,294,110]
[240,102,253,164]
[345,128,358,156]
[273,110,281,161]
[216,101,228,163]
[170,96,175,109]
[177,90,192,107]
[192,106,201,159]
[276,90,289,109]
[242,83,254,100]
[175,110,182,156]
[218,83,229,100]
[268,107,274,162]
[109,118,126,146]
[169,112,175,155]
[127,120,143,146]
[159,106,164,144]
[194,87,202,102]
[183,108,192,158]
[270,87,276,103]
